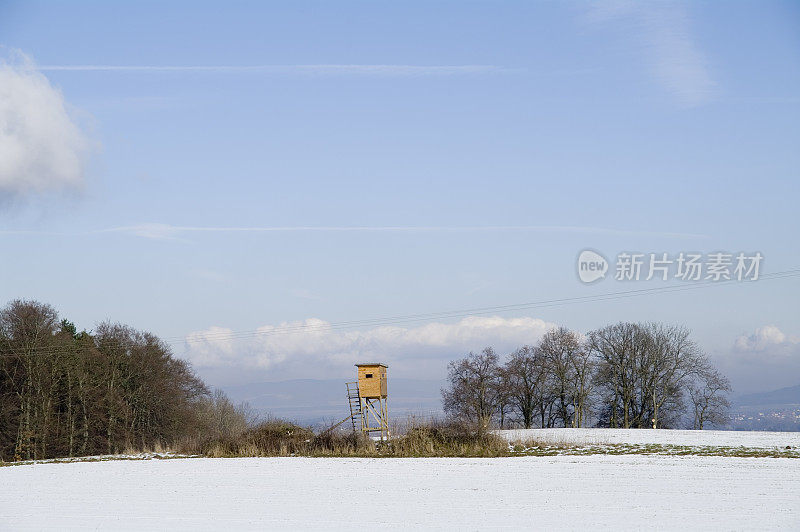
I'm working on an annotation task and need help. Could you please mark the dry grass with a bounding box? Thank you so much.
[189,418,373,457]
[183,417,507,458]
[5,428,796,465]
[192,418,799,459]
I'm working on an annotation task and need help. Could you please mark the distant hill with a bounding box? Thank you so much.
[220,378,444,425]
[735,384,800,407]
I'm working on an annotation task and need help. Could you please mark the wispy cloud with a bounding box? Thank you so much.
[0,223,710,240]
[189,269,230,283]
[641,5,714,106]
[37,64,511,76]
[291,288,322,301]
[97,223,710,240]
[0,229,66,235]
[586,2,714,106]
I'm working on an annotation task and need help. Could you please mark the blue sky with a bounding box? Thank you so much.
[0,1,798,394]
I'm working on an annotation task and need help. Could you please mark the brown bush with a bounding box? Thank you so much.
[388,419,508,457]
[308,430,372,455]
[196,419,313,457]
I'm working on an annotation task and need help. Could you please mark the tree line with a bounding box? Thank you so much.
[0,299,215,461]
[0,299,735,461]
[442,323,731,430]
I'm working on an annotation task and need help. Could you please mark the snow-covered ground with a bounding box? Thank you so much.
[498,427,800,448]
[2,455,798,530]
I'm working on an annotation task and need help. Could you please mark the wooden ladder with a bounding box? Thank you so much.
[345,382,362,434]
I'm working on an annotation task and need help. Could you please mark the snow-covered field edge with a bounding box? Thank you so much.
[4,429,799,466]
[496,428,800,457]
[0,452,200,468]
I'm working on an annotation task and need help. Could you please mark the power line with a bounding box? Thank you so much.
[1,268,798,359]
[167,268,800,343]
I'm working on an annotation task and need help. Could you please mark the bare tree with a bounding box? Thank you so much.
[192,389,257,441]
[439,322,731,433]
[568,344,594,428]
[442,348,502,429]
[589,323,645,428]
[688,366,732,429]
[539,327,583,427]
[94,322,208,453]
[0,300,60,460]
[643,324,704,429]
[500,346,548,429]
[589,322,706,429]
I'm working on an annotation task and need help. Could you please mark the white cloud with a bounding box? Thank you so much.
[0,51,91,196]
[186,320,799,391]
[183,316,556,379]
[715,325,800,394]
[587,2,714,106]
[734,325,797,354]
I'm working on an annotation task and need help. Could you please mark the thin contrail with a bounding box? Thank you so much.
[0,224,710,239]
[98,224,710,240]
[36,64,510,75]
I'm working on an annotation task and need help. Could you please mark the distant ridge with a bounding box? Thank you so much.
[735,384,800,407]
[220,378,444,424]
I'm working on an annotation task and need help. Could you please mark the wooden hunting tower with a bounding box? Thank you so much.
[357,363,387,398]
[345,363,389,441]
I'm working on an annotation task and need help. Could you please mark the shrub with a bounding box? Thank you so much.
[196,419,313,457]
[388,419,508,457]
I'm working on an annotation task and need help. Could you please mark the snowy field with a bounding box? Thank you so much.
[2,455,799,530]
[498,427,800,448]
